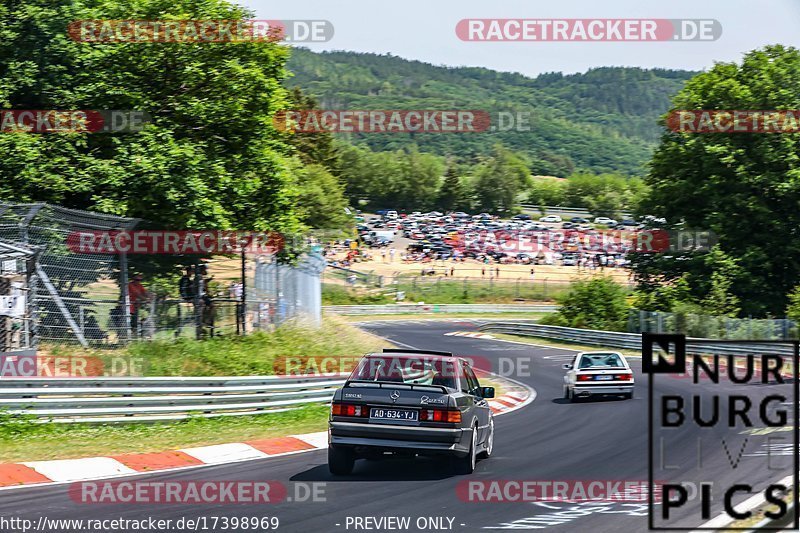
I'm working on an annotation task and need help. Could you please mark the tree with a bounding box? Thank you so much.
[548,277,630,331]
[472,144,531,214]
[295,164,351,229]
[0,0,298,233]
[786,285,800,323]
[640,45,800,316]
[437,165,466,211]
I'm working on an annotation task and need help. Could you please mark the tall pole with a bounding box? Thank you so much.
[274,254,281,326]
[240,247,246,335]
[194,261,203,340]
[120,252,131,343]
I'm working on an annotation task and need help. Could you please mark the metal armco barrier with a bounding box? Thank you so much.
[323,304,558,315]
[478,322,796,356]
[0,375,344,424]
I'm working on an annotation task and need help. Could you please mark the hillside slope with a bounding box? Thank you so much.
[286,48,696,175]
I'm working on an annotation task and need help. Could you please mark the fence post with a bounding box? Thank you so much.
[119,252,132,343]
[240,247,247,335]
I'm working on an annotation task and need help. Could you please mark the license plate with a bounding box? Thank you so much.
[370,408,418,421]
[596,375,614,381]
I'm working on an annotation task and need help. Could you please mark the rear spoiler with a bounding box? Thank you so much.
[381,348,453,357]
[345,379,449,394]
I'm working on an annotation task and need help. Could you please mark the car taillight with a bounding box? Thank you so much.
[420,409,461,423]
[616,374,633,381]
[331,403,367,417]
[577,374,594,381]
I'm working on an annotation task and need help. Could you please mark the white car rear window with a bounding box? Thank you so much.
[578,353,625,369]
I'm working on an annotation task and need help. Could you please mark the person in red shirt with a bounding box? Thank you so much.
[127,274,150,335]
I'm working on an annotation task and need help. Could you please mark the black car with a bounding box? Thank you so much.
[328,349,495,475]
[571,217,590,224]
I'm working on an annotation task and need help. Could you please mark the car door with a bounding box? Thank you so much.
[565,353,581,388]
[462,361,490,443]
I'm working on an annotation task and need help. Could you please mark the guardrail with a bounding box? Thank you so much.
[0,375,344,424]
[323,304,559,315]
[478,323,796,356]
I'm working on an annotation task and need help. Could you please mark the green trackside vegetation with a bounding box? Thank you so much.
[0,404,331,463]
[44,316,390,377]
[322,280,572,305]
[1,318,389,462]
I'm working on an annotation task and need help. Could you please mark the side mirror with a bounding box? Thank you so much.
[481,387,495,399]
[563,364,573,370]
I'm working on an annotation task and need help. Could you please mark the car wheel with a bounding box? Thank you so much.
[622,392,633,400]
[328,446,355,475]
[453,425,478,475]
[563,386,570,399]
[478,418,494,459]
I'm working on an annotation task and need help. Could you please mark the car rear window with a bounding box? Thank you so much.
[578,353,625,369]
[350,355,458,389]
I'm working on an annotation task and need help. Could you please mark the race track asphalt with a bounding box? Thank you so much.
[0,320,794,532]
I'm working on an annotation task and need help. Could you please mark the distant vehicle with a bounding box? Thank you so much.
[368,237,391,248]
[561,254,577,266]
[367,230,395,243]
[512,214,532,221]
[593,217,617,226]
[539,215,562,223]
[562,351,634,401]
[562,222,576,229]
[385,210,399,220]
[328,350,495,475]
[570,217,590,224]
[621,219,638,227]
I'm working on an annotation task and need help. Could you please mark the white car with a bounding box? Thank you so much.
[563,351,634,402]
[539,215,562,223]
[593,217,617,226]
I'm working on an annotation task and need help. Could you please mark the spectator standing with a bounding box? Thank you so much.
[179,267,194,302]
[389,248,396,262]
[530,267,535,280]
[127,274,150,335]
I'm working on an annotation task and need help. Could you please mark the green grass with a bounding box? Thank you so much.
[0,404,330,463]
[2,318,391,463]
[323,279,570,305]
[44,316,390,377]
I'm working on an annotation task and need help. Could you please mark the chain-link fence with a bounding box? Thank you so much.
[629,309,797,340]
[0,202,138,347]
[0,201,326,347]
[0,240,37,352]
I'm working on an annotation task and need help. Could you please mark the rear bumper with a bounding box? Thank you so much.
[329,421,471,455]
[572,384,633,396]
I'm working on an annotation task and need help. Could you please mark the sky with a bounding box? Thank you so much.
[238,0,800,77]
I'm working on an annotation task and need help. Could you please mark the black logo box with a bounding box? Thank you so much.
[644,333,799,530]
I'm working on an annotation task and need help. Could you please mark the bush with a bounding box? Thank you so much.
[554,277,630,331]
